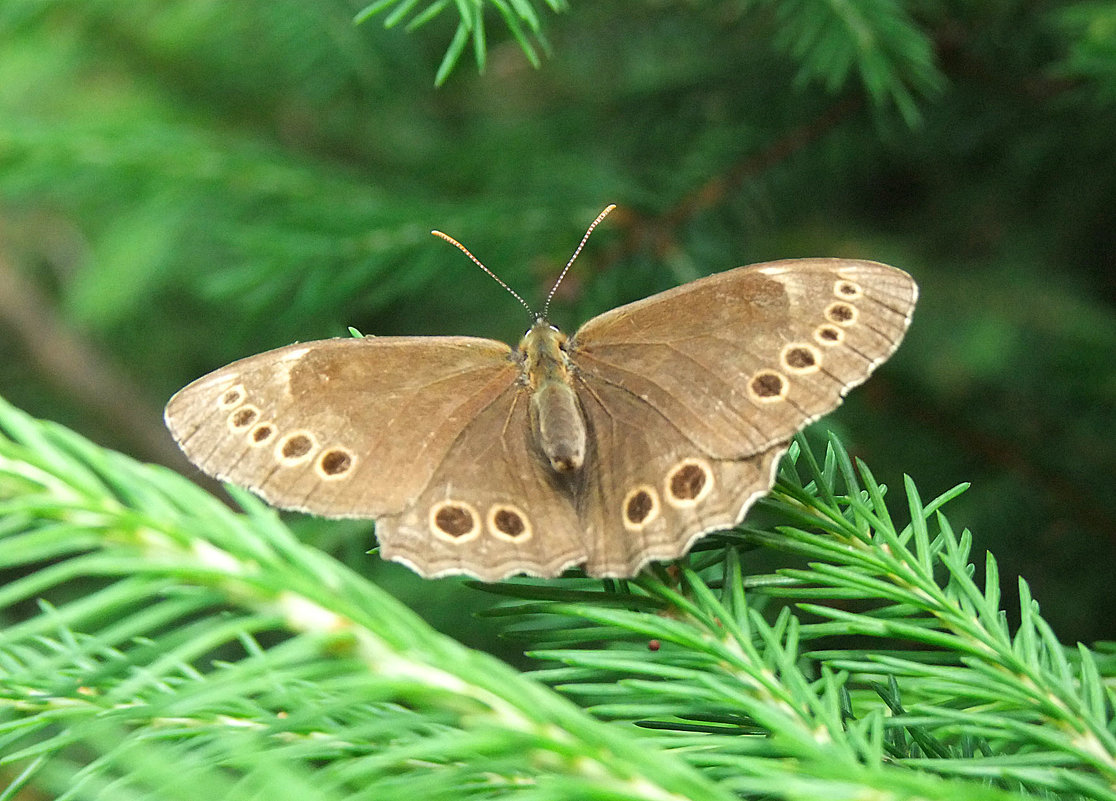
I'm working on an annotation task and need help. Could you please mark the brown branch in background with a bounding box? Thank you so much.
[0,249,199,474]
[602,98,1116,554]
[621,96,863,259]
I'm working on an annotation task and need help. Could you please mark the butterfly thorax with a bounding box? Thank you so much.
[520,319,587,473]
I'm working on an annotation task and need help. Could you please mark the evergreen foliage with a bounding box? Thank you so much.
[1,398,1113,799]
[355,0,568,85]
[1,1,1114,797]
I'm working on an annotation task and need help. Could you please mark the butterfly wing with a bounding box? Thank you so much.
[566,258,917,574]
[164,336,518,518]
[572,371,788,575]
[374,383,592,580]
[571,258,917,458]
[376,364,785,580]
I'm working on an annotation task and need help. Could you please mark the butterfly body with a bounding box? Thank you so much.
[166,258,917,581]
[521,321,586,472]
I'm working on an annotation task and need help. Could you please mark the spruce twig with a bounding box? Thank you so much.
[492,434,1116,800]
[354,0,568,84]
[0,394,731,800]
[4,396,1112,799]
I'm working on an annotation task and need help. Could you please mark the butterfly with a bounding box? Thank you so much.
[165,206,917,580]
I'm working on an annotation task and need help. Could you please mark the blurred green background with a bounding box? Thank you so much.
[0,1,1112,647]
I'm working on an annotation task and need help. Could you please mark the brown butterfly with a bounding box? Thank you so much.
[165,206,917,581]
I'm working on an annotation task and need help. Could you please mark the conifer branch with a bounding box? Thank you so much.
[491,436,1116,800]
[0,394,732,800]
[6,392,1112,799]
[355,0,568,85]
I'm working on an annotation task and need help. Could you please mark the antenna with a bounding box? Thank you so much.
[432,203,617,322]
[430,229,535,316]
[542,204,616,319]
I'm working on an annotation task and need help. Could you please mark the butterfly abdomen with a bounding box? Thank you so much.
[521,320,587,472]
[530,381,586,472]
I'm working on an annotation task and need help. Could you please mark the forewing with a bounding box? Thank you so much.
[164,336,517,518]
[571,259,917,459]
